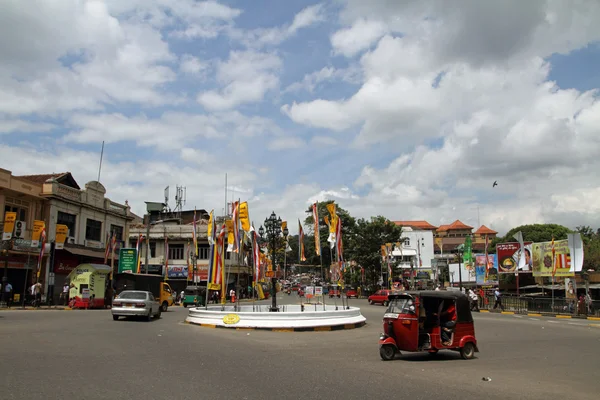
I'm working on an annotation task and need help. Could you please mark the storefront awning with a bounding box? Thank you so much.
[64,247,105,259]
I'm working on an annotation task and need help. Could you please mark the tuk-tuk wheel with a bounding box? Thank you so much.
[379,344,396,361]
[183,304,187,308]
[383,300,389,307]
[161,302,168,312]
[460,342,475,360]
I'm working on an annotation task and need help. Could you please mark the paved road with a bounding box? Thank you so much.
[1,293,599,400]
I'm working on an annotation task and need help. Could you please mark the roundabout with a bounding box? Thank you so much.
[185,304,367,331]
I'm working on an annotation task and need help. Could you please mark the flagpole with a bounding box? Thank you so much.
[110,234,115,306]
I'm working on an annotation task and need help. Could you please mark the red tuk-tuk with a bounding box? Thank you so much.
[328,284,341,298]
[379,291,478,361]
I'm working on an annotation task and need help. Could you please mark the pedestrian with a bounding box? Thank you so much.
[60,283,70,305]
[4,281,13,307]
[468,288,479,311]
[31,282,42,307]
[493,287,504,311]
[230,288,236,303]
[179,290,184,305]
[585,293,593,315]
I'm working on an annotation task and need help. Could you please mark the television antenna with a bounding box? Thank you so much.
[175,185,186,215]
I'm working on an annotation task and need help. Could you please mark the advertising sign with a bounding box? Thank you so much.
[118,248,137,273]
[497,242,533,273]
[416,269,432,280]
[31,220,45,247]
[55,224,69,249]
[188,264,208,281]
[167,265,187,279]
[315,286,323,296]
[306,286,314,295]
[2,211,16,240]
[532,239,574,277]
[475,254,499,286]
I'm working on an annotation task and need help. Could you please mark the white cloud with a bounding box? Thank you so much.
[310,136,338,146]
[197,50,282,110]
[267,137,305,151]
[179,54,207,75]
[284,66,362,93]
[330,18,388,57]
[0,119,55,134]
[230,4,325,48]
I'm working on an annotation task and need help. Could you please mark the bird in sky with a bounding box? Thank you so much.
[492,181,498,187]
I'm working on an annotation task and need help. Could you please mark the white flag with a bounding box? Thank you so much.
[567,233,584,272]
[513,231,526,271]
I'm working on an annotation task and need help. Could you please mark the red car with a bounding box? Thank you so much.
[345,287,358,298]
[368,289,398,306]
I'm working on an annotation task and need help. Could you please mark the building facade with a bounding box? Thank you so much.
[17,172,133,300]
[128,214,250,294]
[1,168,47,300]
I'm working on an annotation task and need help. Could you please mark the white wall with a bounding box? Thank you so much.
[400,229,434,268]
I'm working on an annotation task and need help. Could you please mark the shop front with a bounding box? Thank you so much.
[2,239,46,305]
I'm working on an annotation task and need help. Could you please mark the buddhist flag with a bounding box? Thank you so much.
[36,228,47,279]
[326,203,337,246]
[164,236,169,280]
[239,201,250,232]
[335,216,343,262]
[381,245,388,260]
[232,201,241,252]
[226,219,235,253]
[207,210,215,245]
[104,232,111,264]
[298,219,306,262]
[136,234,143,273]
[193,208,198,256]
[312,202,321,256]
[252,226,261,285]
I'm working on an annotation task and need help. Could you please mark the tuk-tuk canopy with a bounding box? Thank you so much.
[388,291,473,323]
[185,285,206,294]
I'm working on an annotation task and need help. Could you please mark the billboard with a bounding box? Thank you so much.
[496,242,533,273]
[475,254,498,286]
[531,239,574,277]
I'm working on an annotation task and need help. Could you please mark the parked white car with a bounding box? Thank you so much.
[112,290,161,321]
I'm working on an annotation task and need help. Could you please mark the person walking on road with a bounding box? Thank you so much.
[4,281,13,307]
[493,288,504,311]
[468,288,479,311]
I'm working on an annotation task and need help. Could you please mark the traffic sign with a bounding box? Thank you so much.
[118,248,137,273]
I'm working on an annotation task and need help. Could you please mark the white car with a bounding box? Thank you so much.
[112,290,161,321]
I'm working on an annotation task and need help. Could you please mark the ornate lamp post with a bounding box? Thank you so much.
[259,211,288,312]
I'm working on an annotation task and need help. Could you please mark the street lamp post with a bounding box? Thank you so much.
[456,245,464,291]
[259,211,288,312]
[1,239,12,308]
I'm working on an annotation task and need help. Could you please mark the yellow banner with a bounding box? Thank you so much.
[239,201,250,232]
[2,211,16,240]
[435,238,443,251]
[326,203,337,234]
[31,220,46,246]
[55,224,69,249]
[207,210,213,239]
[532,239,574,277]
[281,220,287,233]
[226,219,234,244]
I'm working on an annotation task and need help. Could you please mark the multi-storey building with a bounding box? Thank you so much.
[4,171,133,301]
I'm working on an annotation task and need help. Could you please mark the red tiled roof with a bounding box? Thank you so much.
[16,172,80,189]
[474,225,498,235]
[393,220,438,230]
[444,220,473,230]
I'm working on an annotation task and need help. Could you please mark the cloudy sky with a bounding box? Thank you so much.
[1,0,599,235]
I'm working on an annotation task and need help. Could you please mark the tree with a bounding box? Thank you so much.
[500,224,572,245]
[345,216,404,287]
[576,226,600,272]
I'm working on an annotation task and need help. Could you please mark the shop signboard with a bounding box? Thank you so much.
[118,248,137,273]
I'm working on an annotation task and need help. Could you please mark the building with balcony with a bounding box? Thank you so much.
[389,224,435,274]
[128,213,250,294]
[16,172,134,294]
[1,168,48,296]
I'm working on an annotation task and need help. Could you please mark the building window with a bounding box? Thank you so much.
[225,251,231,260]
[57,212,77,237]
[150,241,156,258]
[85,219,102,242]
[109,224,124,242]
[4,204,27,224]
[169,244,184,260]
[198,245,209,260]
[404,238,410,246]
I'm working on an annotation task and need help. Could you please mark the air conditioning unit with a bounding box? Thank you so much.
[67,237,76,244]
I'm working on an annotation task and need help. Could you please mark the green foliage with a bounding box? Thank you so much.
[345,216,404,285]
[576,226,600,272]
[501,224,572,244]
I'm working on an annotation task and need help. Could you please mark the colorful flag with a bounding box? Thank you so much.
[164,236,169,280]
[326,203,337,246]
[551,236,557,277]
[193,208,198,256]
[232,201,241,252]
[226,219,235,253]
[298,219,306,262]
[252,226,261,285]
[111,232,117,258]
[104,232,110,264]
[136,234,143,273]
[217,224,226,303]
[36,228,47,279]
[312,202,321,256]
[335,216,343,262]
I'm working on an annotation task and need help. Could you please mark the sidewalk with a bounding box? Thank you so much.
[480,308,600,321]
[0,305,73,311]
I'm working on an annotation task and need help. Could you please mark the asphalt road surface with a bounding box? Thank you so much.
[1,293,599,400]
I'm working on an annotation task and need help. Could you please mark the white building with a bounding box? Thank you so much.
[391,227,434,270]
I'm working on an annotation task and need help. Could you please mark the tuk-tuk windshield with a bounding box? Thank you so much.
[386,298,415,314]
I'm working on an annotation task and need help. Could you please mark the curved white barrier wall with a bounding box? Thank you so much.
[186,304,366,329]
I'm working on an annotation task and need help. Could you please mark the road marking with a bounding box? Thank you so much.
[568,322,586,326]
[529,318,539,321]
[547,321,559,323]
[514,315,524,318]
